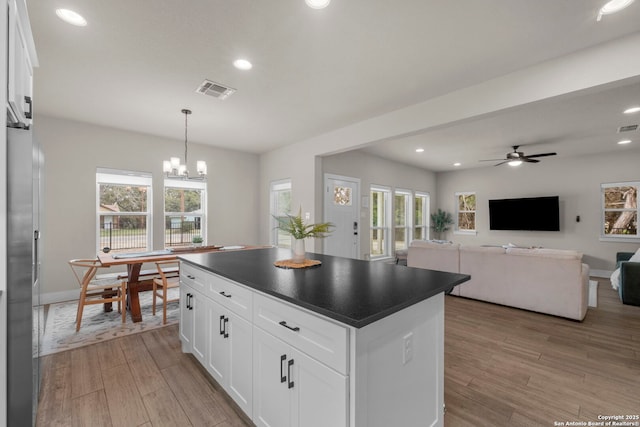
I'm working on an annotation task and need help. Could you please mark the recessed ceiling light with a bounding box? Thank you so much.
[305,0,331,9]
[415,148,424,153]
[233,59,252,70]
[624,106,640,114]
[55,9,87,26]
[618,139,632,144]
[597,0,635,21]
[453,162,461,167]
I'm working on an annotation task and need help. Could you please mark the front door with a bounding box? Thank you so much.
[323,174,360,259]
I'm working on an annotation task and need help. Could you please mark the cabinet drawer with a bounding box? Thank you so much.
[253,293,348,375]
[209,274,253,321]
[180,262,207,293]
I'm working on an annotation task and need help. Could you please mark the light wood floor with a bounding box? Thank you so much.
[37,278,640,426]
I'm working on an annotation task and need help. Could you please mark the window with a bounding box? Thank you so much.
[602,182,639,240]
[270,179,292,248]
[97,168,152,253]
[164,179,207,248]
[394,190,411,251]
[455,192,476,233]
[370,186,391,258]
[414,192,430,240]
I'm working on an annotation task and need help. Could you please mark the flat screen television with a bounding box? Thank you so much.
[489,196,560,231]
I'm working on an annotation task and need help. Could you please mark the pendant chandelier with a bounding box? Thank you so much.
[163,108,207,180]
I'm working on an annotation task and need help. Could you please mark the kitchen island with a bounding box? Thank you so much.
[178,247,469,427]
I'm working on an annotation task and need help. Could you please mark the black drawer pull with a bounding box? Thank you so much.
[279,321,300,332]
[219,291,232,298]
[280,355,286,383]
[187,274,195,280]
[287,359,294,389]
[223,317,229,338]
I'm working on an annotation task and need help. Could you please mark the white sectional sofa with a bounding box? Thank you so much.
[407,241,590,321]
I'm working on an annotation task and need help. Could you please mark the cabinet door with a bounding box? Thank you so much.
[207,299,228,385]
[227,312,253,417]
[290,348,348,427]
[179,287,193,351]
[7,0,33,126]
[253,327,291,427]
[192,291,208,364]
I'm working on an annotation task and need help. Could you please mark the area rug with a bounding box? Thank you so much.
[40,288,179,356]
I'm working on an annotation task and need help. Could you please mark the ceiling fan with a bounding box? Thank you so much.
[480,145,557,166]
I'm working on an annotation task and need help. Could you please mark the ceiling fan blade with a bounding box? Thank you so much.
[525,152,557,159]
[522,158,540,163]
[493,160,510,166]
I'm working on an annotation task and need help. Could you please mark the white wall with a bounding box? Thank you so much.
[435,148,640,271]
[258,33,640,251]
[322,150,437,259]
[35,115,259,301]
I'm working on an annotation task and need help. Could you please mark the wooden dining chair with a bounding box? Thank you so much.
[68,259,127,332]
[152,260,180,324]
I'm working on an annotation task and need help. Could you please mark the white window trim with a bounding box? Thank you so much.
[96,168,153,252]
[600,181,639,242]
[370,185,392,260]
[394,189,412,251]
[164,179,207,247]
[414,192,430,241]
[270,179,292,248]
[454,191,478,236]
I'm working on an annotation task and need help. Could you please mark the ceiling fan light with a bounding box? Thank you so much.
[597,0,635,20]
[508,160,523,167]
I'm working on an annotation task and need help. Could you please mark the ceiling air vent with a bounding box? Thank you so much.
[618,124,638,133]
[195,79,236,100]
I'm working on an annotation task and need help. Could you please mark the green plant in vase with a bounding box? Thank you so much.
[430,209,453,240]
[192,235,203,246]
[274,208,333,263]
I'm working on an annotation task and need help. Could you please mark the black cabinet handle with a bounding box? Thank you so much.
[219,315,225,335]
[187,274,195,280]
[24,96,32,119]
[280,355,286,383]
[188,293,193,310]
[279,321,300,332]
[287,359,294,389]
[223,317,229,338]
[219,291,232,298]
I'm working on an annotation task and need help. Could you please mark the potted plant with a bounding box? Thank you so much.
[192,235,203,247]
[430,209,453,240]
[274,208,333,263]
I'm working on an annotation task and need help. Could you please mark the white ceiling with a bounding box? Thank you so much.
[27,0,640,170]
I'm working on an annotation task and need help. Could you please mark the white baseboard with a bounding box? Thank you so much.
[590,269,613,279]
[39,289,79,305]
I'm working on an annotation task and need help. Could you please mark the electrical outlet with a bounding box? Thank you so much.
[403,332,413,365]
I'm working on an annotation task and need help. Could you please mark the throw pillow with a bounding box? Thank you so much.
[610,247,640,290]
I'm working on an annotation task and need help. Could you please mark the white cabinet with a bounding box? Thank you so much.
[206,298,253,417]
[253,327,348,427]
[179,284,207,365]
[7,0,36,127]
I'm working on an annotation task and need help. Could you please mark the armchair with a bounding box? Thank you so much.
[616,252,640,306]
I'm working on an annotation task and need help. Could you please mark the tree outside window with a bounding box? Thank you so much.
[602,182,638,239]
[97,169,152,253]
[370,187,390,258]
[414,193,430,240]
[271,180,292,248]
[456,192,476,232]
[164,180,206,247]
[394,191,411,251]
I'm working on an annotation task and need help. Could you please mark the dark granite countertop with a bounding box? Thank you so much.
[179,247,469,329]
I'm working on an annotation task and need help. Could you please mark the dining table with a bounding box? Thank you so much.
[97,245,259,322]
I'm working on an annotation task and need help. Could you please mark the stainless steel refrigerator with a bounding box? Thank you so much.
[6,125,43,426]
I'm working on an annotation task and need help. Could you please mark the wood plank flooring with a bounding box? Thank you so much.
[37,278,640,426]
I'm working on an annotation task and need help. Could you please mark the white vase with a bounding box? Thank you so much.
[292,238,306,264]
